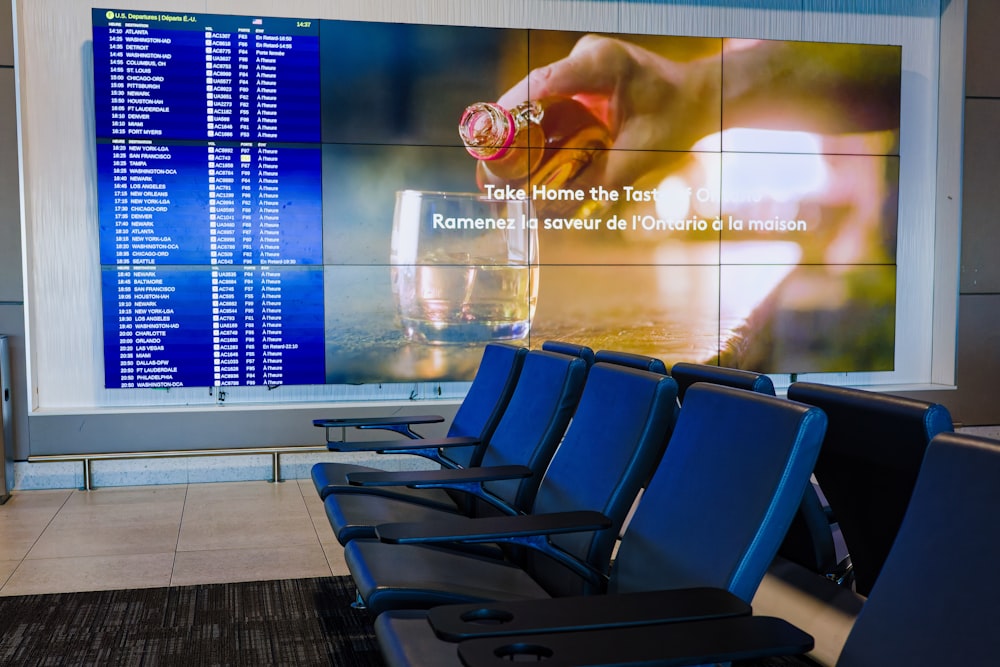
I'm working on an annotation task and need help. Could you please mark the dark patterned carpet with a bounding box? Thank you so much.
[0,576,383,666]
[0,575,826,666]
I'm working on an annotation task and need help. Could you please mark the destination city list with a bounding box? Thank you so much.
[94,10,325,388]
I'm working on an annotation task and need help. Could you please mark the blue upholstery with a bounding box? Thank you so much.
[667,363,837,576]
[669,361,775,402]
[836,432,1000,665]
[453,433,1000,667]
[541,340,596,367]
[787,381,953,595]
[310,343,526,501]
[344,363,679,614]
[371,383,826,666]
[593,350,667,374]
[323,350,589,544]
[608,384,824,601]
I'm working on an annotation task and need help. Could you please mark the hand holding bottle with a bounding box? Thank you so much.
[494,35,720,190]
[487,34,900,192]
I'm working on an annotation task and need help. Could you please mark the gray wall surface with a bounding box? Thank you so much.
[0,0,11,65]
[960,0,1000,299]
[1,0,19,300]
[0,67,20,302]
[1,1,29,459]
[0,2,999,471]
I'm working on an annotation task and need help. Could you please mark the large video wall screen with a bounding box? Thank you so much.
[94,8,902,388]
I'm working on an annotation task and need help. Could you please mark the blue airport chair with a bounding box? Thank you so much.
[310,343,526,501]
[323,349,590,544]
[344,362,682,615]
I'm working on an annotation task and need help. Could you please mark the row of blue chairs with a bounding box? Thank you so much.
[309,342,997,666]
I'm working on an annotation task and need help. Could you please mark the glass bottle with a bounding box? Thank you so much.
[458,97,611,194]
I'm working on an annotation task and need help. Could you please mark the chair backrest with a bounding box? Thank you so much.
[669,366,837,577]
[837,432,1000,666]
[667,362,836,573]
[667,367,838,577]
[440,343,528,469]
[594,350,667,374]
[610,383,827,603]
[592,352,673,499]
[476,349,589,516]
[540,340,596,367]
[786,382,953,595]
[521,363,679,597]
[670,362,775,403]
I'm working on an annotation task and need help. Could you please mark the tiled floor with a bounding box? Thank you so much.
[0,478,349,596]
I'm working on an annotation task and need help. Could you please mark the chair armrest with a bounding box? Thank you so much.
[346,465,531,488]
[327,436,479,454]
[375,510,611,545]
[377,511,614,589]
[312,415,445,428]
[313,414,445,440]
[457,616,813,667]
[426,588,751,641]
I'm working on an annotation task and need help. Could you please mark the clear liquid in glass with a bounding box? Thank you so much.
[393,257,539,344]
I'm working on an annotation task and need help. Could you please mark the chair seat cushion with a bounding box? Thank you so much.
[324,492,472,543]
[312,461,457,507]
[344,539,552,616]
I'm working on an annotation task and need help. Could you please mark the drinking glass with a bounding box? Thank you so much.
[391,190,538,344]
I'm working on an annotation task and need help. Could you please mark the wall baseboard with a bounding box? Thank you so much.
[13,451,439,490]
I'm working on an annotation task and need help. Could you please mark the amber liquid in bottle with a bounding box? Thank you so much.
[459,97,611,198]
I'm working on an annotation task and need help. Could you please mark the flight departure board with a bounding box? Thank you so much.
[92,9,903,390]
[93,10,326,388]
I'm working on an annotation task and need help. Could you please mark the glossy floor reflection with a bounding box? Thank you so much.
[0,479,348,596]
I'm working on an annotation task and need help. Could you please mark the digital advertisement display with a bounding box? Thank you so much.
[94,9,902,388]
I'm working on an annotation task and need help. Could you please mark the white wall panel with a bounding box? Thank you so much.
[625,1,805,40]
[18,1,103,408]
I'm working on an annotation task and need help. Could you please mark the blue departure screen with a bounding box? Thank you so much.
[94,9,325,388]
